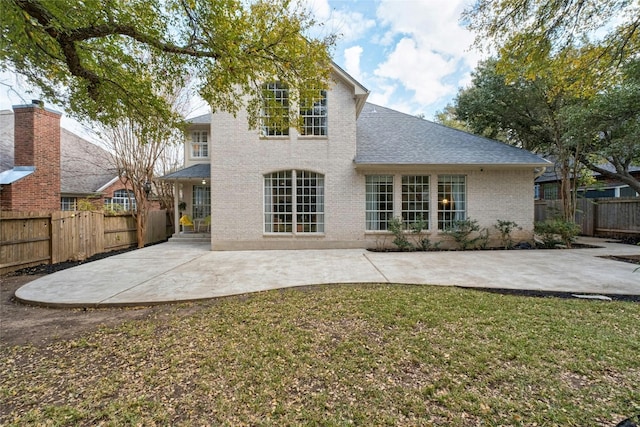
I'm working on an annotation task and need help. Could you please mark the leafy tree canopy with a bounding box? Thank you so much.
[464,0,640,96]
[0,0,334,128]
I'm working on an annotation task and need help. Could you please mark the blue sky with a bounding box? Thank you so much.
[0,0,481,125]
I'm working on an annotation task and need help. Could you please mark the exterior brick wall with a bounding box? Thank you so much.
[3,102,61,211]
[207,75,538,250]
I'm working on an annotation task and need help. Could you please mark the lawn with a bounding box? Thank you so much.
[1,284,639,426]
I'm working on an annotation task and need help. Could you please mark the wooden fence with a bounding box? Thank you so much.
[535,198,640,238]
[0,210,171,275]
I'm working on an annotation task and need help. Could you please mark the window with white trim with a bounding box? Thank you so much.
[261,82,289,136]
[192,185,211,219]
[366,175,394,231]
[438,175,466,230]
[402,175,429,229]
[191,131,208,158]
[300,90,327,136]
[264,170,324,233]
[61,197,77,211]
[108,189,137,212]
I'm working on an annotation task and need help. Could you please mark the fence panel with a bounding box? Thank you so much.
[595,198,640,237]
[1,210,170,275]
[103,214,138,250]
[0,211,51,274]
[534,198,640,237]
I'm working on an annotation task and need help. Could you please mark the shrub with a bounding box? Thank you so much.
[534,219,581,248]
[442,218,482,250]
[388,217,413,251]
[494,220,522,249]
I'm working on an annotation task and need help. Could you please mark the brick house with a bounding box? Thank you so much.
[534,162,640,200]
[163,64,549,249]
[0,101,134,211]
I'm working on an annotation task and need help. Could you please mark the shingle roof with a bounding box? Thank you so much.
[0,111,117,195]
[187,113,211,124]
[355,103,549,166]
[160,163,210,180]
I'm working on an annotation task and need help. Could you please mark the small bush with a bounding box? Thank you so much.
[388,217,413,251]
[442,218,482,250]
[534,219,581,248]
[494,220,522,249]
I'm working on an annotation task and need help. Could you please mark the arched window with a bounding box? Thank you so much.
[108,189,137,212]
[264,170,324,233]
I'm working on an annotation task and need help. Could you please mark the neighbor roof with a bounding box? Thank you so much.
[0,110,117,195]
[355,103,550,167]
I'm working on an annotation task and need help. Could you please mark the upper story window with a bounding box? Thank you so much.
[300,90,327,136]
[191,131,208,158]
[261,82,289,136]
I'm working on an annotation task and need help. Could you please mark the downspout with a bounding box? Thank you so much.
[534,166,547,179]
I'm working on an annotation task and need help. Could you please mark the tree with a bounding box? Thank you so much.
[433,105,470,132]
[563,60,640,195]
[454,58,582,220]
[464,0,640,96]
[0,0,333,129]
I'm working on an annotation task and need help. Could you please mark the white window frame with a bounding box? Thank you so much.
[437,175,466,230]
[264,170,324,233]
[261,82,289,137]
[190,130,209,158]
[109,189,137,212]
[402,175,430,229]
[299,90,327,136]
[366,175,394,231]
[61,197,77,211]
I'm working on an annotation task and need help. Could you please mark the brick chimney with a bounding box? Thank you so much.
[3,100,62,211]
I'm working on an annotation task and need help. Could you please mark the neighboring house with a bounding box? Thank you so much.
[162,64,549,250]
[0,101,131,211]
[535,162,640,200]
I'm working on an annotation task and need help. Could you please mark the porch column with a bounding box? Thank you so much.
[174,181,180,235]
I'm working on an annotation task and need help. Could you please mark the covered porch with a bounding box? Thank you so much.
[160,163,211,238]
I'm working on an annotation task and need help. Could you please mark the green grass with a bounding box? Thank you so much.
[2,284,639,426]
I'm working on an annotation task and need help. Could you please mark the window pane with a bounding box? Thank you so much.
[191,131,209,158]
[110,189,136,212]
[296,171,324,232]
[264,171,292,232]
[300,90,327,136]
[402,175,429,229]
[438,175,466,230]
[261,82,289,136]
[192,185,211,219]
[366,175,393,231]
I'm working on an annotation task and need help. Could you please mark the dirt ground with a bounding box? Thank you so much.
[0,274,178,348]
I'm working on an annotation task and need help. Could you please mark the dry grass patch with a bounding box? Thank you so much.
[1,284,639,426]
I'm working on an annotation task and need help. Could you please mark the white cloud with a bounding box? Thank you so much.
[343,45,364,81]
[374,37,456,105]
[307,0,376,43]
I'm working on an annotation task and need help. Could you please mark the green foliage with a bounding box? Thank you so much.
[494,219,522,249]
[77,198,99,211]
[534,219,581,248]
[442,218,484,250]
[388,217,413,251]
[464,0,639,98]
[0,0,333,128]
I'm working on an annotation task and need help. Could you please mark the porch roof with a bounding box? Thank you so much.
[159,163,210,180]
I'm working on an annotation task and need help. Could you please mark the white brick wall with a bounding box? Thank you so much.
[208,75,537,250]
